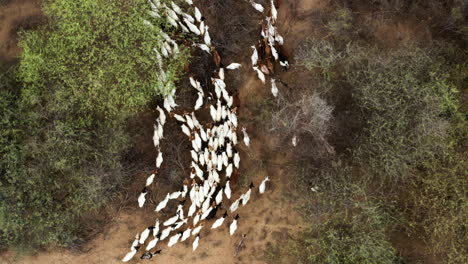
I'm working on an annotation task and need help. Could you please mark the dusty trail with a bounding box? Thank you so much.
[0,0,322,263]
[0,0,43,64]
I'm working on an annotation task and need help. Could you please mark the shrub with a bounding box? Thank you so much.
[267,162,400,264]
[347,46,459,181]
[295,39,346,81]
[0,0,186,249]
[400,122,468,264]
[296,38,460,181]
[290,208,399,264]
[325,8,355,41]
[18,0,186,115]
[410,154,467,264]
[292,36,466,263]
[270,92,334,155]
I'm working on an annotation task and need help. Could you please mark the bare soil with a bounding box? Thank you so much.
[0,0,44,65]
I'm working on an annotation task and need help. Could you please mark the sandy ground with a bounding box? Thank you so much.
[0,0,43,63]
[1,187,301,264]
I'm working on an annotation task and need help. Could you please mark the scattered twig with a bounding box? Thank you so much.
[234,234,247,257]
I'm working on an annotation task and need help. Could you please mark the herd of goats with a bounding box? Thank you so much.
[122,0,287,262]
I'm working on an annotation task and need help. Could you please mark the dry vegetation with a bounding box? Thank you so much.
[270,92,334,155]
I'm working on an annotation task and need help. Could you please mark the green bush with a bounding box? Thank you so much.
[292,36,466,263]
[18,0,185,115]
[0,0,187,249]
[267,162,400,264]
[348,47,459,180]
[297,39,461,181]
[290,208,399,264]
[403,148,467,263]
[325,8,355,42]
[295,39,348,81]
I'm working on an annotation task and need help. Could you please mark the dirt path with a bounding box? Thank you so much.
[0,0,43,64]
[0,0,322,263]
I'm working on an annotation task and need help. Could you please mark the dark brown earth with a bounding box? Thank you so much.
[0,0,44,65]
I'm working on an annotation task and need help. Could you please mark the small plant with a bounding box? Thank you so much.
[295,39,345,80]
[326,8,354,39]
[290,209,399,264]
[348,46,459,181]
[403,152,468,264]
